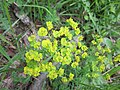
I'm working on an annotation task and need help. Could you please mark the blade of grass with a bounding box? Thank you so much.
[82,1,99,34]
[0,34,11,44]
[3,1,14,33]
[103,64,120,76]
[18,5,53,17]
[6,51,25,69]
[0,50,25,73]
[34,0,36,21]
[3,18,20,35]
[35,0,42,20]
[0,45,11,61]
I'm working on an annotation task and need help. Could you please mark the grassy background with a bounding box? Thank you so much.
[0,0,120,90]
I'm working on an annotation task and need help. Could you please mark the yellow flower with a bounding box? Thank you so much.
[91,40,97,45]
[114,54,120,62]
[39,64,47,72]
[59,27,65,36]
[105,74,110,80]
[53,52,63,62]
[53,52,60,60]
[81,45,88,51]
[95,52,99,56]
[64,26,69,34]
[66,18,78,29]
[66,32,72,40]
[62,56,72,65]
[58,68,64,76]
[33,41,40,49]
[38,27,48,36]
[28,35,36,42]
[61,48,71,57]
[78,42,82,48]
[42,39,52,48]
[97,45,102,50]
[34,53,42,61]
[48,70,58,80]
[24,66,29,74]
[53,39,58,47]
[75,28,80,35]
[46,21,53,30]
[75,50,81,55]
[95,34,100,38]
[82,52,88,58]
[53,30,60,38]
[24,66,40,77]
[61,77,68,83]
[105,48,111,53]
[71,62,78,68]
[25,50,34,60]
[97,56,105,62]
[75,56,80,62]
[78,35,84,41]
[25,50,42,62]
[92,65,97,71]
[32,67,40,77]
[69,73,74,81]
[97,38,103,43]
[33,51,39,60]
[46,62,56,71]
[61,38,67,46]
[100,64,105,72]
[86,73,91,77]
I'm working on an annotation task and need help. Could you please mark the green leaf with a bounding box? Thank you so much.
[84,15,89,20]
[103,38,113,48]
[103,66,120,76]
[16,0,23,6]
[116,38,120,49]
[110,5,115,13]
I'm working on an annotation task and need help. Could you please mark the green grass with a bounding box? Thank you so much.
[0,0,120,90]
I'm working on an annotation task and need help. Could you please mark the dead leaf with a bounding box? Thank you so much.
[2,77,13,88]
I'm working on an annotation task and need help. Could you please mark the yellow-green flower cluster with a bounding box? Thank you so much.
[114,54,120,62]
[66,18,80,35]
[41,39,58,55]
[24,66,40,77]
[24,18,116,84]
[28,35,40,49]
[92,73,99,78]
[24,50,43,76]
[46,21,53,30]
[24,18,91,83]
[28,35,36,42]
[53,26,73,40]
[88,34,113,80]
[91,34,103,46]
[25,50,42,62]
[66,18,78,30]
[38,27,48,36]
[105,74,110,80]
[61,73,74,83]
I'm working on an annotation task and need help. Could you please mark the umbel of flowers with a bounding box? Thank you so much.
[24,18,112,83]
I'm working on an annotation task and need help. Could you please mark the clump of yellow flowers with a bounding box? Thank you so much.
[24,18,88,82]
[86,34,113,79]
[24,18,113,83]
